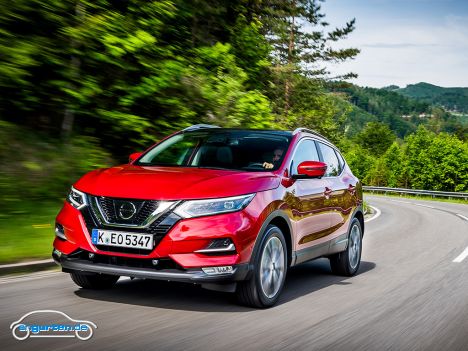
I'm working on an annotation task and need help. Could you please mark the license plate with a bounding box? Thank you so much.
[91,229,153,250]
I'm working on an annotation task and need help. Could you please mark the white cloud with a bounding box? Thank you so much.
[326,15,468,87]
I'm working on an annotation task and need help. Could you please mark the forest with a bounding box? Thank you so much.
[0,0,467,215]
[396,82,468,114]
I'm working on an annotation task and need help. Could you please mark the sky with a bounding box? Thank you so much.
[321,0,468,88]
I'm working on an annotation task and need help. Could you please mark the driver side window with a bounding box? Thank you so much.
[291,139,320,176]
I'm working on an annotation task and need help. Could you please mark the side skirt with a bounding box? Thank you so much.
[292,241,330,266]
[328,233,348,255]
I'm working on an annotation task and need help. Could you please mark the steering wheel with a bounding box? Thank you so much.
[243,162,266,170]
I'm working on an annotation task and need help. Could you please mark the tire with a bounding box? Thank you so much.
[236,225,287,308]
[70,271,120,289]
[329,218,362,276]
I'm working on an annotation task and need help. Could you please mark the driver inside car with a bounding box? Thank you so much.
[262,148,284,169]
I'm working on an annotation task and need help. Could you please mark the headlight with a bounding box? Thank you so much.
[173,194,255,218]
[67,186,87,209]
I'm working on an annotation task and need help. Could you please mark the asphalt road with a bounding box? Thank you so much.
[1,195,468,351]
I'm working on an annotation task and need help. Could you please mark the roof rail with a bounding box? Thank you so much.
[292,128,331,142]
[183,124,220,132]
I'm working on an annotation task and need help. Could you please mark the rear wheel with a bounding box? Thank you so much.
[70,271,119,289]
[236,225,287,308]
[329,218,362,276]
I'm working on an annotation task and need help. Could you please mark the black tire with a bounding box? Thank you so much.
[70,271,120,289]
[329,218,362,276]
[236,225,287,308]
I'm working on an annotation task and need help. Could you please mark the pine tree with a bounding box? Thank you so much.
[258,0,359,117]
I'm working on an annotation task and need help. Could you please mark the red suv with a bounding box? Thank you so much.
[53,125,364,307]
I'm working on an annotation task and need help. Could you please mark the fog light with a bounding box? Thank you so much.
[152,259,159,266]
[55,223,66,240]
[53,249,62,258]
[202,266,234,275]
[88,253,95,259]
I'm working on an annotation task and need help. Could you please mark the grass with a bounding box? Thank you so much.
[362,201,372,215]
[0,201,62,264]
[364,192,468,205]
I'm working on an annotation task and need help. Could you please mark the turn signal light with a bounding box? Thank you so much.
[195,238,235,253]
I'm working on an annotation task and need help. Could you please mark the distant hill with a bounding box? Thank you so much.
[328,82,467,140]
[329,83,433,138]
[395,82,468,113]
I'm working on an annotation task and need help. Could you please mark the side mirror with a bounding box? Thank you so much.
[129,152,143,163]
[294,161,327,179]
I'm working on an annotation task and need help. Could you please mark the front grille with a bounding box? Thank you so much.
[98,197,117,222]
[134,201,160,223]
[89,195,160,226]
[81,198,181,255]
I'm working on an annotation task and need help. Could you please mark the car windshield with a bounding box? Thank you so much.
[136,130,292,171]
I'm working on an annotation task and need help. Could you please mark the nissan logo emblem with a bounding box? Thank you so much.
[118,202,136,220]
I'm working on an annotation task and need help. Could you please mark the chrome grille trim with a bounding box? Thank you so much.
[88,195,180,229]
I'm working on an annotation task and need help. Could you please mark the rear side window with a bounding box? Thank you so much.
[291,139,320,175]
[336,150,346,171]
[318,143,341,177]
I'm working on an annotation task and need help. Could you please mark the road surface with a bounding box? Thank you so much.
[1,195,468,350]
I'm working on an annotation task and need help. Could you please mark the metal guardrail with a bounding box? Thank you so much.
[363,186,468,200]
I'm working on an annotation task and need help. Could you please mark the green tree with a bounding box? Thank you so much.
[184,43,274,128]
[405,126,468,191]
[0,0,278,155]
[367,142,406,187]
[261,0,359,117]
[341,142,376,183]
[0,0,71,130]
[382,142,407,187]
[356,121,396,155]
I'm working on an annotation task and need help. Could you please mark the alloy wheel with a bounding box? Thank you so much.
[259,236,285,298]
[348,223,361,270]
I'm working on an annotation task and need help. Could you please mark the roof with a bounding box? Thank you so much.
[182,125,292,137]
[181,124,331,143]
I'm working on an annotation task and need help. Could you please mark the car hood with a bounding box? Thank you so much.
[74,165,280,200]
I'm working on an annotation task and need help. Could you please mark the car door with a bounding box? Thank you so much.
[316,142,356,253]
[287,138,331,263]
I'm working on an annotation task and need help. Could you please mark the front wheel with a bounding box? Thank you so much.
[236,225,287,308]
[70,271,119,289]
[329,218,362,276]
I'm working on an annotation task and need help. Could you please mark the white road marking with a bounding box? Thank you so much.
[453,247,468,263]
[0,271,61,285]
[388,199,412,204]
[386,197,463,214]
[365,206,381,223]
[389,199,435,209]
[413,203,435,209]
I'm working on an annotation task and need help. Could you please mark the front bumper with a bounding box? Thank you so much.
[54,197,266,268]
[53,250,251,285]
